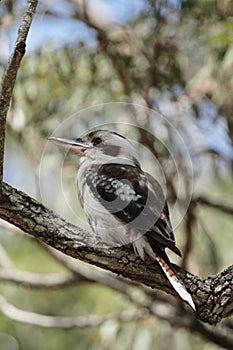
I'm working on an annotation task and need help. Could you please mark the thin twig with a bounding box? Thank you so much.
[0,0,38,185]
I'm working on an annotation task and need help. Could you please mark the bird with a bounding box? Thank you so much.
[49,129,195,310]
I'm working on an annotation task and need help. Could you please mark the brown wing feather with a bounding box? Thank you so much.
[145,172,182,257]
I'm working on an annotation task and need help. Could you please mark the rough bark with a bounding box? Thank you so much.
[0,182,232,326]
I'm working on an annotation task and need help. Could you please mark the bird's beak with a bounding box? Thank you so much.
[48,137,91,156]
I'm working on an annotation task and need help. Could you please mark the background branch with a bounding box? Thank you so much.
[0,293,232,350]
[0,268,80,289]
[195,196,233,216]
[0,294,148,328]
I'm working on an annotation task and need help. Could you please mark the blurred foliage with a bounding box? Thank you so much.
[0,0,233,349]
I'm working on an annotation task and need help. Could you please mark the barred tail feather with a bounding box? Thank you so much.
[156,255,196,311]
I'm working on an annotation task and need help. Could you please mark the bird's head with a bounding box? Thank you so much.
[49,130,141,168]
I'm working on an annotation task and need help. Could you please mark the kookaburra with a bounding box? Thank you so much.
[49,129,195,310]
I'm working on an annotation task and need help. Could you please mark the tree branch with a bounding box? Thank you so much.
[0,182,232,325]
[0,268,80,289]
[0,294,148,328]
[195,196,233,216]
[0,0,38,185]
[149,302,233,350]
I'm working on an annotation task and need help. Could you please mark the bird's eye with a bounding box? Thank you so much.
[92,137,102,146]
